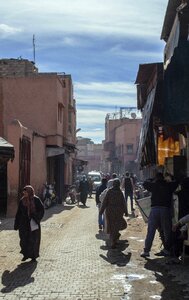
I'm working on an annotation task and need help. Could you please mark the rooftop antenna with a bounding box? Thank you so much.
[33,34,36,64]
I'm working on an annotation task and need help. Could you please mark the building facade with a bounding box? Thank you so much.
[76,137,103,174]
[0,58,76,216]
[103,108,142,177]
[136,0,189,180]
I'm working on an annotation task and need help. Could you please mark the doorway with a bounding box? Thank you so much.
[0,162,7,217]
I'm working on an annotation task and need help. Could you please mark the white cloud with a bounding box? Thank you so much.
[76,108,106,142]
[0,0,168,143]
[0,1,167,39]
[109,45,164,60]
[77,108,106,124]
[75,81,135,94]
[62,37,80,47]
[0,24,22,35]
[77,130,105,143]
[75,81,137,107]
[76,95,136,107]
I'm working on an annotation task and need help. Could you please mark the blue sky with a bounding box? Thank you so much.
[0,0,168,143]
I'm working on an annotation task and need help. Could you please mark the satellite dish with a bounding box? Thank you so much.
[131,113,136,119]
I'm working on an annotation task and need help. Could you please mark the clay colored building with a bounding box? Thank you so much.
[0,59,76,217]
[76,137,103,173]
[103,108,142,176]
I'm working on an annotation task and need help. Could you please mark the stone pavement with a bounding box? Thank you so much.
[0,196,189,300]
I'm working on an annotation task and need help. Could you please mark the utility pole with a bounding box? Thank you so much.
[33,34,36,64]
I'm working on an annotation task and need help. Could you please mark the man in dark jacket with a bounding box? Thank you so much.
[141,172,178,258]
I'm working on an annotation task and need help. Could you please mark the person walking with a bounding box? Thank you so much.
[122,172,135,215]
[87,177,93,198]
[78,175,89,206]
[140,172,178,258]
[14,185,44,262]
[99,178,127,249]
[107,173,118,188]
[95,178,107,230]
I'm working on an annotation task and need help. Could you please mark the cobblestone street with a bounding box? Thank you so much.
[0,196,189,300]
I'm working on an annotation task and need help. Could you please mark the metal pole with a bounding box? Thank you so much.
[33,34,35,64]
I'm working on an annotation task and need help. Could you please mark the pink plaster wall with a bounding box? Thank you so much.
[0,70,76,216]
[1,76,64,146]
[115,119,142,163]
[31,135,47,196]
[7,120,47,217]
[105,119,128,142]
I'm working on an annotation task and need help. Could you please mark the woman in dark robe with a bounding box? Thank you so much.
[14,185,44,262]
[79,176,89,206]
[100,178,127,248]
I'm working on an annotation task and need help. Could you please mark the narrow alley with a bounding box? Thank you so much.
[0,197,189,300]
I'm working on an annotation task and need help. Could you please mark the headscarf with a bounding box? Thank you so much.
[21,185,36,216]
[112,178,121,189]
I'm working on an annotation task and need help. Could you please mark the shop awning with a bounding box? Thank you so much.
[0,137,14,162]
[163,41,189,125]
[137,85,157,165]
[164,14,180,69]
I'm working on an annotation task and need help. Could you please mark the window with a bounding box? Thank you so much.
[58,103,63,123]
[126,144,133,154]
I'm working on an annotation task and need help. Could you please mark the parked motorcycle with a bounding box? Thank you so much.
[135,182,150,199]
[66,185,77,204]
[43,183,58,209]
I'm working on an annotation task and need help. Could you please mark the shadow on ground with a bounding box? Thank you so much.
[1,261,37,293]
[144,258,188,300]
[42,203,76,221]
[0,203,74,230]
[99,237,131,266]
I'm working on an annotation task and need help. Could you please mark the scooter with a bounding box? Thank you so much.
[43,183,57,209]
[66,185,77,204]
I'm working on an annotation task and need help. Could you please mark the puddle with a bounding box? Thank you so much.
[111,273,146,298]
[126,273,146,281]
[127,262,137,267]
[111,274,132,294]
[150,280,159,285]
[128,236,139,240]
[112,274,126,280]
[128,236,144,242]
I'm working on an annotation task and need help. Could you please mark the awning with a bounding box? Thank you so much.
[0,137,14,162]
[46,147,65,157]
[163,41,189,125]
[164,14,180,69]
[160,0,182,42]
[137,85,157,165]
[135,63,163,110]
